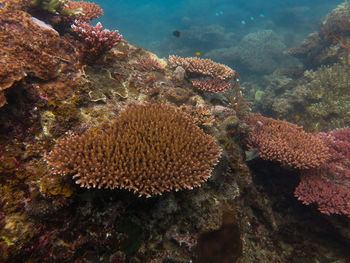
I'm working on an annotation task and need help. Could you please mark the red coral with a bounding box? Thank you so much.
[191,79,230,93]
[245,114,330,169]
[71,20,122,64]
[294,128,350,216]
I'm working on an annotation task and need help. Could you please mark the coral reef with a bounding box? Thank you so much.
[1,0,350,262]
[207,30,299,76]
[31,0,79,16]
[253,63,350,132]
[136,57,165,72]
[0,6,77,106]
[285,2,350,69]
[71,20,123,64]
[244,114,330,169]
[168,55,236,81]
[65,0,103,22]
[46,103,221,197]
[192,79,231,93]
[295,128,350,216]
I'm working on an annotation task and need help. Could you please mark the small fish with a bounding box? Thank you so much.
[241,20,246,25]
[195,52,201,56]
[172,30,182,38]
[259,13,265,18]
[215,10,224,16]
[295,115,301,120]
[250,16,254,21]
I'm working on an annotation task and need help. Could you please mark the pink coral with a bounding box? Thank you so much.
[136,57,165,72]
[294,128,350,216]
[71,20,122,64]
[168,55,236,80]
[245,114,330,169]
[191,79,230,93]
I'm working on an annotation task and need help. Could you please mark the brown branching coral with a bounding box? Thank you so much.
[46,104,221,197]
[0,6,77,106]
[168,55,236,80]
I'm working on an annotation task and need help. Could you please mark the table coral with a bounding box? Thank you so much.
[245,114,330,169]
[46,103,221,197]
[192,79,231,93]
[295,128,350,216]
[168,55,236,81]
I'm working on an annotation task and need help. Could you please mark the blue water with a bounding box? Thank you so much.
[93,0,342,78]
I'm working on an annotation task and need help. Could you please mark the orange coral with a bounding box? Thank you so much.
[168,55,236,80]
[0,7,77,106]
[245,114,330,169]
[46,104,221,197]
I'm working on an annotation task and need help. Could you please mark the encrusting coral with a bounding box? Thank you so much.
[0,5,77,106]
[46,103,221,197]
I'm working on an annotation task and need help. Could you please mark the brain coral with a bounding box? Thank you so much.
[46,104,221,197]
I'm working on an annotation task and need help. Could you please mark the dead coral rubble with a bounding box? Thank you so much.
[46,103,221,197]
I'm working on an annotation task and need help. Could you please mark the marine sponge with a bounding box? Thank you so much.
[46,103,221,197]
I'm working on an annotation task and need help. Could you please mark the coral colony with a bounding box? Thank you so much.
[71,20,123,64]
[46,104,221,197]
[1,0,350,262]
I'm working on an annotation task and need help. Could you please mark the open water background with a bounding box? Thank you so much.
[92,0,343,78]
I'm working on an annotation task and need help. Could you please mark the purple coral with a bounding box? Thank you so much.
[71,20,123,64]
